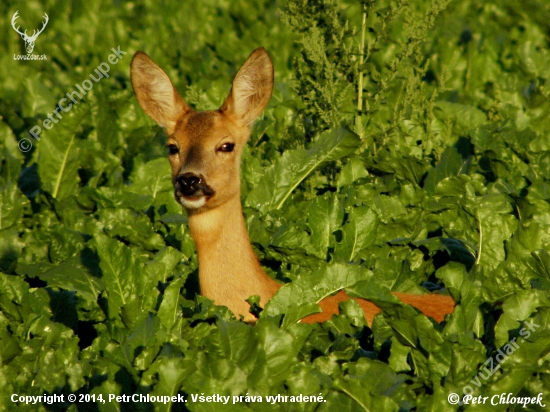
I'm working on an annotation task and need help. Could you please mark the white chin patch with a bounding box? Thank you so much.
[178,196,206,210]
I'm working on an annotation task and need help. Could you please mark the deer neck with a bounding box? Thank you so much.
[187,196,279,321]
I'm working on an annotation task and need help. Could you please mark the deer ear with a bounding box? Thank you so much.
[220,47,274,126]
[130,52,191,134]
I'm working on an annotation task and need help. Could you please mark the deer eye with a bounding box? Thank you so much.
[167,144,179,155]
[218,143,235,153]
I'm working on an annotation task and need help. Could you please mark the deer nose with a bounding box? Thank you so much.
[176,173,202,196]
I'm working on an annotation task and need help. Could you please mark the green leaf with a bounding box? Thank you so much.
[0,183,28,230]
[157,276,185,330]
[434,102,486,134]
[424,145,470,195]
[333,359,403,411]
[494,290,549,347]
[0,272,31,323]
[21,74,57,118]
[413,237,476,270]
[99,208,166,251]
[264,263,371,325]
[127,157,173,199]
[306,193,344,258]
[20,255,104,303]
[0,228,24,273]
[36,106,88,199]
[333,206,378,263]
[0,121,23,185]
[94,235,143,321]
[148,358,194,412]
[337,157,369,187]
[246,127,361,212]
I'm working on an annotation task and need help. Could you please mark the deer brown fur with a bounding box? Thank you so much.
[130,48,455,325]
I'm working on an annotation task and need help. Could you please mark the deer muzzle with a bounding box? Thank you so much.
[175,172,215,198]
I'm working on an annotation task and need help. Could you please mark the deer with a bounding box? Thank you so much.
[11,11,49,54]
[130,47,455,326]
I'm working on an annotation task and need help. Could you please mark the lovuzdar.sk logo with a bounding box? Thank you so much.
[12,10,49,61]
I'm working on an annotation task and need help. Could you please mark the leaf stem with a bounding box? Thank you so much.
[475,209,482,265]
[355,3,367,139]
[335,383,371,411]
[53,133,75,198]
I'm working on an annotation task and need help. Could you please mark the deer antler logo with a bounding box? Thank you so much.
[11,11,49,54]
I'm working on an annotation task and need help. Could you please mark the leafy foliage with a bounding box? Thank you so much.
[1,0,550,411]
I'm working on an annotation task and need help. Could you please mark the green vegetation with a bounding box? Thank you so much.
[1,0,549,410]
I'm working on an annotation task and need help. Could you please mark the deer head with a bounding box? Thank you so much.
[130,48,274,216]
[12,11,49,54]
